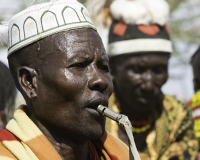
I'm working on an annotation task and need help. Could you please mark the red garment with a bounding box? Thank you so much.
[88,141,101,160]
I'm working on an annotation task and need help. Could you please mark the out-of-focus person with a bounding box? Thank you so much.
[0,61,16,128]
[190,47,200,92]
[188,46,200,158]
[86,0,199,159]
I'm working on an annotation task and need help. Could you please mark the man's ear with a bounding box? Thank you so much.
[18,66,38,99]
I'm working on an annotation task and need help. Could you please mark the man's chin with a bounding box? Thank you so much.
[135,97,157,108]
[137,97,157,105]
[86,127,105,140]
[69,126,105,143]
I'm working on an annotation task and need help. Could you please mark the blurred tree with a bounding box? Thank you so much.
[79,0,87,3]
[167,0,186,12]
[168,0,200,46]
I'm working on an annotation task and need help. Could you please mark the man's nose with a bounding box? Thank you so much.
[87,67,108,92]
[141,71,154,92]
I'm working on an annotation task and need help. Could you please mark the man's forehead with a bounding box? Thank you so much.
[60,28,101,42]
[65,43,107,61]
[36,29,106,62]
[117,53,169,65]
[55,29,105,52]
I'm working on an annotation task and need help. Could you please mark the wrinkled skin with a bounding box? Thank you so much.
[17,28,113,160]
[110,53,169,118]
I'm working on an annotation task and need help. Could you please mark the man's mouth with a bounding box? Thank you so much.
[85,97,108,116]
[86,98,108,110]
[136,91,157,99]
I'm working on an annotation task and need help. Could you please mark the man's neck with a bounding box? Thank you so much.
[118,99,163,124]
[31,117,89,160]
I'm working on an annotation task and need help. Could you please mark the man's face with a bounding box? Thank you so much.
[32,28,113,142]
[112,53,169,112]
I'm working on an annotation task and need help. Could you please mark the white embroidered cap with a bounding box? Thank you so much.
[4,0,96,56]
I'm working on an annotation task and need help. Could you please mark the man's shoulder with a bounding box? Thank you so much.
[162,95,194,136]
[163,95,188,114]
[98,131,129,160]
[0,129,18,160]
[0,129,18,142]
[162,95,192,129]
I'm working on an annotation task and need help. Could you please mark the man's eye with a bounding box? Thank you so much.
[153,66,166,74]
[126,66,145,73]
[70,62,88,68]
[98,65,109,72]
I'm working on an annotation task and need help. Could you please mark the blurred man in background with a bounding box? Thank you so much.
[87,0,198,159]
[190,47,200,92]
[0,61,16,128]
[189,46,200,158]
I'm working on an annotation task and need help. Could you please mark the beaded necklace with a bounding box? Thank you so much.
[131,120,152,133]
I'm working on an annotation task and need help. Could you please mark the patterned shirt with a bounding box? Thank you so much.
[107,94,198,160]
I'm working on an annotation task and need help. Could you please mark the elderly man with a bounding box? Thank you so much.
[0,0,128,159]
[101,0,198,159]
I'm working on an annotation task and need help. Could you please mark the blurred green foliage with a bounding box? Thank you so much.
[167,0,200,47]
